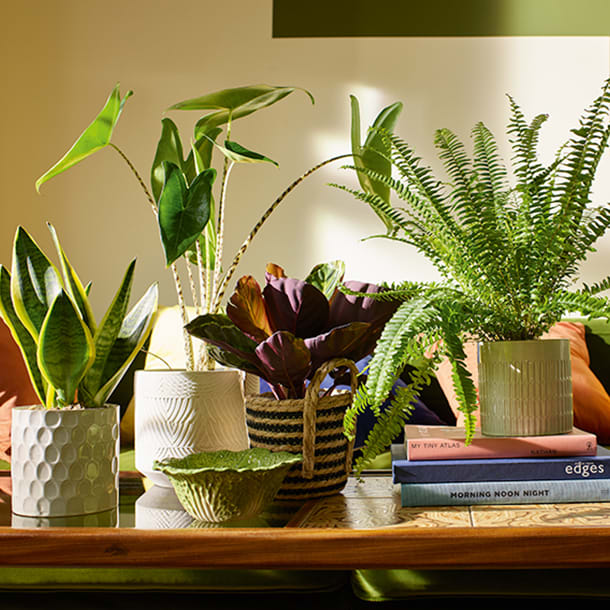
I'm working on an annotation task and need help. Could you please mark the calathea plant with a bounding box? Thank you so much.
[0,224,158,408]
[36,84,351,372]
[333,80,610,472]
[185,261,398,400]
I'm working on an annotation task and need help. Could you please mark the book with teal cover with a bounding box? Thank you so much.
[399,478,610,506]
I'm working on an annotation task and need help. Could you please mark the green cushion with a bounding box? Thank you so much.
[0,567,348,593]
[352,569,610,600]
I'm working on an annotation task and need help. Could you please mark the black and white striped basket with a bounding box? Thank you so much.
[245,358,358,501]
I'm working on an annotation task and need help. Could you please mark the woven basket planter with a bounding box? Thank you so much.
[245,358,358,501]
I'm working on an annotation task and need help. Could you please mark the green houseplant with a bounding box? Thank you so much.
[335,80,610,473]
[0,223,158,517]
[186,260,398,499]
[35,83,354,486]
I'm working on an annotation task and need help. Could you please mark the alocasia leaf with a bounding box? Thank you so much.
[151,118,185,204]
[10,226,63,339]
[350,95,403,231]
[36,83,132,192]
[214,140,279,166]
[183,127,222,184]
[37,290,95,407]
[305,260,346,301]
[170,85,314,133]
[263,276,329,339]
[254,331,312,398]
[158,163,215,265]
[226,276,273,342]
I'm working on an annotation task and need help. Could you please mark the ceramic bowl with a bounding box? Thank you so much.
[153,448,302,523]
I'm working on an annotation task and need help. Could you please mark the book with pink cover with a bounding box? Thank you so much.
[404,425,597,461]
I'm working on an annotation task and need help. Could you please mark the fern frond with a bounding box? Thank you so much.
[582,275,610,295]
[353,357,438,476]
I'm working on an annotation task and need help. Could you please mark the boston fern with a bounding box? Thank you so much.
[334,79,610,473]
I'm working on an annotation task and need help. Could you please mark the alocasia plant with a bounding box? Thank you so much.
[185,261,398,399]
[35,83,352,373]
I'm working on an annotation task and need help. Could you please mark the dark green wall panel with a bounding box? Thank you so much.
[273,0,610,37]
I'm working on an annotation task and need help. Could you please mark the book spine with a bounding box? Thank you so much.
[400,479,610,507]
[393,455,610,484]
[406,436,597,461]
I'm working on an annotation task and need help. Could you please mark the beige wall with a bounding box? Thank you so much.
[1,1,609,319]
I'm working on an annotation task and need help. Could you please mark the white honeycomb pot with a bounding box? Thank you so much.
[11,405,120,518]
[135,369,250,487]
[479,339,573,437]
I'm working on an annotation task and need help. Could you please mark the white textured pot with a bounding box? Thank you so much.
[478,339,573,437]
[11,405,120,518]
[135,369,250,487]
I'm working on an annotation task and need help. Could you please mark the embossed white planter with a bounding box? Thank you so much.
[11,405,120,518]
[135,369,250,487]
[478,339,573,437]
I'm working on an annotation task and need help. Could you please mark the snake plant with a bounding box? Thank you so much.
[0,224,158,409]
[335,80,610,473]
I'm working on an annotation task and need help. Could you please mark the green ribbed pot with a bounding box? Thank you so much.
[153,448,302,523]
[478,339,573,437]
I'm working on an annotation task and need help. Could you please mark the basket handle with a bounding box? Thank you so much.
[302,358,359,479]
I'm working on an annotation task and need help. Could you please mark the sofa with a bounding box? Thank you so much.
[2,311,610,605]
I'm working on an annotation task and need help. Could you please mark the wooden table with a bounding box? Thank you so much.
[2,472,610,570]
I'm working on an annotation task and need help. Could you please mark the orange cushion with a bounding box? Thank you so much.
[434,322,610,443]
[0,318,39,463]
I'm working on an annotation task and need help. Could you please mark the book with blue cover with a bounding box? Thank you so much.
[399,478,610,507]
[391,444,610,484]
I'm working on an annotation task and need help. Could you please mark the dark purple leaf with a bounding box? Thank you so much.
[263,276,329,338]
[304,321,375,375]
[254,331,312,398]
[328,281,398,328]
[185,313,261,370]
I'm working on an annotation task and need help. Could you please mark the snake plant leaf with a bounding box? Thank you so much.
[87,282,159,407]
[171,85,314,133]
[215,140,279,166]
[10,226,63,339]
[37,290,95,407]
[185,313,260,366]
[305,260,346,301]
[254,331,312,397]
[80,259,135,402]
[0,266,47,404]
[35,83,133,192]
[350,95,403,232]
[47,222,96,334]
[158,163,215,266]
[151,118,186,204]
[226,275,273,343]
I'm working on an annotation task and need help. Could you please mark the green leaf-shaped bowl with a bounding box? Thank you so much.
[153,448,302,523]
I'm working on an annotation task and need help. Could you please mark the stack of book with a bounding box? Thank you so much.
[392,425,610,507]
